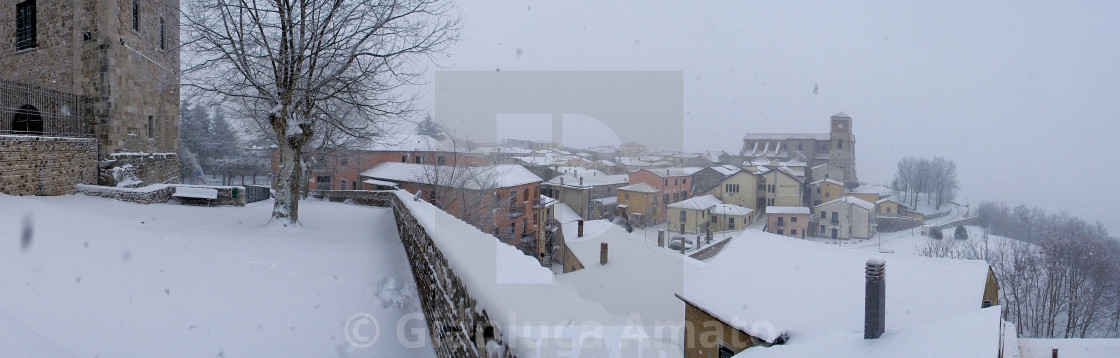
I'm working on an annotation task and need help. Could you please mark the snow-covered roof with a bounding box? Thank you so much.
[618,183,659,193]
[711,203,754,216]
[360,162,541,189]
[362,178,399,187]
[544,171,628,188]
[667,194,722,210]
[559,220,704,352]
[709,165,741,176]
[643,167,703,177]
[766,206,810,215]
[742,133,831,141]
[817,196,876,211]
[875,197,906,207]
[846,184,894,196]
[598,159,616,166]
[736,306,1003,358]
[554,202,582,222]
[1018,338,1120,358]
[360,133,454,152]
[679,229,994,345]
[810,177,842,185]
[832,112,850,118]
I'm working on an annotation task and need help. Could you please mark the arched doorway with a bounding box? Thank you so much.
[12,105,43,134]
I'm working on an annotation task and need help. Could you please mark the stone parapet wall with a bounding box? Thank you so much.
[76,184,247,206]
[0,135,98,195]
[99,152,182,187]
[312,190,515,358]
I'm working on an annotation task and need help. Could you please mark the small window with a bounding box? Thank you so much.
[663,179,668,186]
[16,1,36,50]
[711,216,717,223]
[415,155,423,164]
[821,211,826,219]
[147,116,154,138]
[340,157,348,166]
[791,216,797,223]
[683,178,687,184]
[401,155,407,163]
[837,140,843,149]
[777,229,783,235]
[437,156,446,165]
[679,211,686,222]
[624,193,629,200]
[132,0,140,31]
[797,143,803,151]
[792,229,797,236]
[673,193,679,202]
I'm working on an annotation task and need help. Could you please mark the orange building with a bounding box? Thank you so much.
[627,168,702,220]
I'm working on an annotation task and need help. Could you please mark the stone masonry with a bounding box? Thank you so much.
[312,190,517,358]
[0,135,97,195]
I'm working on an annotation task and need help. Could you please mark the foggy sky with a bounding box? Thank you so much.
[424,1,1120,233]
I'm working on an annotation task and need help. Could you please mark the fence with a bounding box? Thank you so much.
[243,185,272,204]
[0,79,95,137]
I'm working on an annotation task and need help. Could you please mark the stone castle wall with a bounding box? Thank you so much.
[312,190,516,358]
[99,152,181,187]
[0,135,97,195]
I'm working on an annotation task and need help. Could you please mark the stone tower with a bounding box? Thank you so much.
[0,0,181,185]
[0,0,179,155]
[828,112,858,186]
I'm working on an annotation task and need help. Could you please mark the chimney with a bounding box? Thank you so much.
[865,258,886,339]
[578,220,584,238]
[579,177,583,186]
[560,177,564,186]
[600,243,608,265]
[658,230,665,247]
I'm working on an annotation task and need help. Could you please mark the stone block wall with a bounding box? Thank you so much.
[99,152,181,187]
[312,190,516,358]
[0,135,97,195]
[75,184,175,204]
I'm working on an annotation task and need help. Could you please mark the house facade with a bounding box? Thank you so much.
[628,168,701,220]
[616,182,660,226]
[299,134,487,191]
[667,194,722,234]
[359,162,543,248]
[809,178,844,207]
[766,206,810,238]
[815,196,877,240]
[540,170,629,220]
[709,203,753,232]
[704,169,763,213]
[760,167,804,209]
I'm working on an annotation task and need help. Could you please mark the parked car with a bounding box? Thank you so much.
[668,236,695,251]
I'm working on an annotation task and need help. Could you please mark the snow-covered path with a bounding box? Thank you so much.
[0,194,433,357]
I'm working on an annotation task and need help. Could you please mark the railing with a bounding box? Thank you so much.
[243,185,272,204]
[829,219,840,226]
[0,79,95,138]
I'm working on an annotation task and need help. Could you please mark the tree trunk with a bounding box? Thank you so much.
[273,141,303,224]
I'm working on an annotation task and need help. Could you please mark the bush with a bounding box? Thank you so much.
[954,225,969,240]
[930,226,943,239]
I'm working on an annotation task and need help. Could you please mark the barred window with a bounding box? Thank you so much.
[16,1,36,51]
[132,0,139,31]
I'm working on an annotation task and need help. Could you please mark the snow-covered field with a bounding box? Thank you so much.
[1,194,432,357]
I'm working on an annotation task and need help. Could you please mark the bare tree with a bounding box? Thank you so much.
[183,0,458,224]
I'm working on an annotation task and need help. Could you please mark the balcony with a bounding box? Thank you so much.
[829,219,840,226]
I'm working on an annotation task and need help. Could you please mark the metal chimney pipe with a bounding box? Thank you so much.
[865,258,886,339]
[600,243,608,265]
[578,220,584,238]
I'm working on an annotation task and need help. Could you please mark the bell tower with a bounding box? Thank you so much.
[828,112,858,186]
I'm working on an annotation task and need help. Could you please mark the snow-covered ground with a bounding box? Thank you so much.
[1,194,432,357]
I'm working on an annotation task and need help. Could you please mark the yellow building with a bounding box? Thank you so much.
[704,169,763,214]
[709,203,754,232]
[809,178,844,207]
[761,167,804,208]
[668,195,723,234]
[616,182,660,226]
[875,198,906,217]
